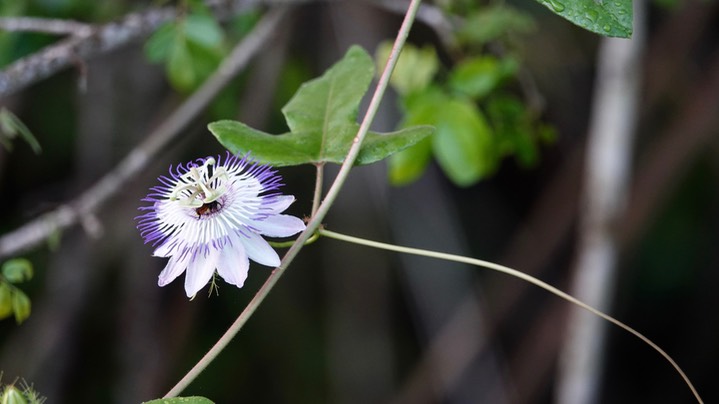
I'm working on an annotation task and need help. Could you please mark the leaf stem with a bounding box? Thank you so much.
[311,163,324,216]
[318,228,703,404]
[163,0,424,397]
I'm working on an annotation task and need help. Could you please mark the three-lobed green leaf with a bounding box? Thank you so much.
[210,46,434,167]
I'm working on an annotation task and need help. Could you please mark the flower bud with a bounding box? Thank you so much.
[1,385,27,404]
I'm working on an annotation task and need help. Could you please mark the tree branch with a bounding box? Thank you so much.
[0,7,288,259]
[0,17,93,35]
[555,2,646,403]
[0,0,267,98]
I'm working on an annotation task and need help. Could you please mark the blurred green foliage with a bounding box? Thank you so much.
[144,0,226,93]
[377,4,556,187]
[0,258,34,324]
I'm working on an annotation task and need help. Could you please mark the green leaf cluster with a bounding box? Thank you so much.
[378,39,554,187]
[533,0,633,38]
[210,46,433,167]
[0,258,34,324]
[144,0,226,92]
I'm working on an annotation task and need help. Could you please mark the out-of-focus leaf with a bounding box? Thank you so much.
[487,95,558,168]
[210,46,434,167]
[142,397,215,404]
[185,40,223,85]
[184,14,223,49]
[459,6,536,45]
[388,136,433,186]
[0,283,13,320]
[433,99,495,186]
[11,289,30,324]
[1,258,33,284]
[386,87,445,185]
[0,108,41,154]
[144,7,225,93]
[144,23,176,63]
[357,126,434,166]
[538,122,557,143]
[231,9,261,36]
[488,95,537,166]
[167,39,195,91]
[533,0,633,38]
[449,56,518,99]
[375,42,439,95]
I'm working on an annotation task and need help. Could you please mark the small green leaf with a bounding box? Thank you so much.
[185,40,223,85]
[144,23,176,63]
[2,258,33,283]
[375,42,439,95]
[538,122,557,144]
[533,0,633,38]
[0,283,13,320]
[142,397,215,404]
[282,46,374,135]
[388,136,433,186]
[487,95,539,166]
[184,14,223,49]
[459,6,536,45]
[231,9,261,36]
[449,56,517,99]
[167,39,196,91]
[210,46,432,166]
[432,99,495,186]
[11,289,30,324]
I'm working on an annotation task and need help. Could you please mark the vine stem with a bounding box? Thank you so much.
[311,163,324,216]
[163,0,424,397]
[319,229,703,404]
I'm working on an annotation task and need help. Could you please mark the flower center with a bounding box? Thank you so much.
[170,158,228,208]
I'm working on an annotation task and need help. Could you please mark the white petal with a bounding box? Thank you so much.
[184,249,219,297]
[250,214,306,238]
[158,252,190,287]
[153,240,177,258]
[262,195,295,213]
[216,241,250,288]
[238,230,280,267]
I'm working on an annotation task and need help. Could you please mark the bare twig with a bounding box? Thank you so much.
[0,0,269,98]
[363,0,458,52]
[0,8,288,259]
[555,2,646,404]
[0,8,174,97]
[0,17,93,35]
